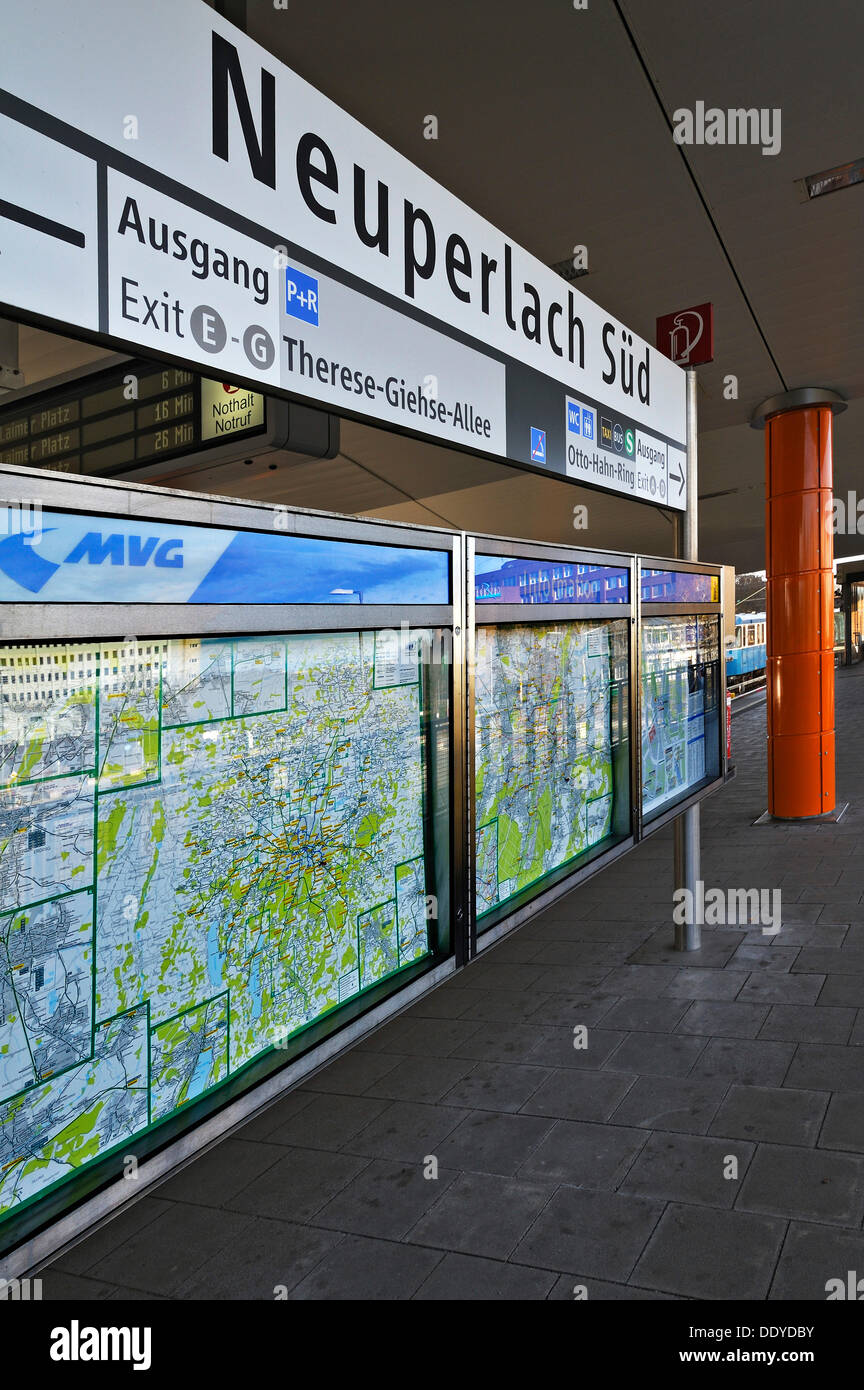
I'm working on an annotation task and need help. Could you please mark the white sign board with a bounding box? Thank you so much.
[0,0,687,507]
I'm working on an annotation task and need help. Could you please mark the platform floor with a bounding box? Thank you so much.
[39,668,864,1301]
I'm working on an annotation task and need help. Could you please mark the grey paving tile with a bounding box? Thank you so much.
[299,1050,403,1096]
[601,997,690,1033]
[603,1032,707,1078]
[434,1110,555,1176]
[456,962,547,992]
[818,1092,864,1153]
[440,1061,552,1112]
[511,1187,663,1281]
[532,964,613,992]
[310,1158,458,1239]
[153,1138,287,1207]
[799,887,864,904]
[676,999,769,1039]
[357,1015,482,1057]
[557,920,654,944]
[264,1092,390,1149]
[36,1270,117,1300]
[769,1221,864,1299]
[528,1027,627,1070]
[344,1101,469,1162]
[104,1286,167,1300]
[610,1075,730,1135]
[630,930,745,969]
[530,941,634,970]
[87,1202,255,1295]
[479,937,545,964]
[619,1131,754,1207]
[175,1219,343,1299]
[460,989,554,1023]
[50,1196,174,1274]
[450,1020,552,1063]
[517,1118,646,1188]
[414,1252,557,1300]
[738,972,825,1005]
[709,1084,829,1146]
[239,1089,317,1141]
[287,1235,442,1299]
[736,1143,864,1225]
[758,1003,855,1044]
[224,1148,369,1222]
[363,1054,476,1103]
[797,945,864,974]
[663,968,751,1001]
[784,1044,864,1093]
[729,944,799,973]
[408,986,487,1019]
[772,923,848,948]
[525,992,619,1027]
[521,1068,637,1122]
[603,965,682,998]
[691,1037,796,1086]
[817,973,864,1007]
[546,1274,680,1300]
[632,1204,785,1300]
[407,1173,554,1259]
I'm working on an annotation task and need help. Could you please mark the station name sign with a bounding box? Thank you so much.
[0,0,687,508]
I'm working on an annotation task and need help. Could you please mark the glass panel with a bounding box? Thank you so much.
[0,629,449,1225]
[641,569,719,603]
[641,614,721,819]
[0,508,451,605]
[474,618,630,924]
[475,554,629,604]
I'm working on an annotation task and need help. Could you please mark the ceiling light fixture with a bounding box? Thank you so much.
[802,157,864,200]
[550,256,588,282]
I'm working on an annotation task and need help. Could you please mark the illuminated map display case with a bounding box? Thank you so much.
[639,564,723,824]
[0,484,459,1247]
[470,544,634,934]
[0,472,728,1258]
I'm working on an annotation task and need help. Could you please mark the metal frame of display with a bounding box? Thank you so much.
[465,532,637,955]
[636,554,728,840]
[0,466,729,1271]
[463,539,728,954]
[0,464,466,1270]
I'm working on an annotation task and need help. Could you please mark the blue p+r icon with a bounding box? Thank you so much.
[285,266,320,325]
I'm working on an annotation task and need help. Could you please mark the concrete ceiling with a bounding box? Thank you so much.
[13,0,864,572]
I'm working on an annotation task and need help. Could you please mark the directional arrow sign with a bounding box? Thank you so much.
[668,446,688,505]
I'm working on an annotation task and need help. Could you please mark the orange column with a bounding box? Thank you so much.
[765,405,834,817]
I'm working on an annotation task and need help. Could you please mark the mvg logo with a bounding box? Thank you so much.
[65,533,184,568]
[0,530,184,594]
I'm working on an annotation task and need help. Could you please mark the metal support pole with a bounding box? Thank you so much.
[674,367,701,950]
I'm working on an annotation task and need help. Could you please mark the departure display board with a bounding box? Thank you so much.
[0,361,266,476]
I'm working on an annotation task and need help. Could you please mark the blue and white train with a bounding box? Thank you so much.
[726,612,766,692]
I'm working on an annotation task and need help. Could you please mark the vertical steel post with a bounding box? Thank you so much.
[674,367,701,950]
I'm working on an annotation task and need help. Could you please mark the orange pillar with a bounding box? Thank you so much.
[764,403,835,816]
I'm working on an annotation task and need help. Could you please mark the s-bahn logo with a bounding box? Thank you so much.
[0,529,184,593]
